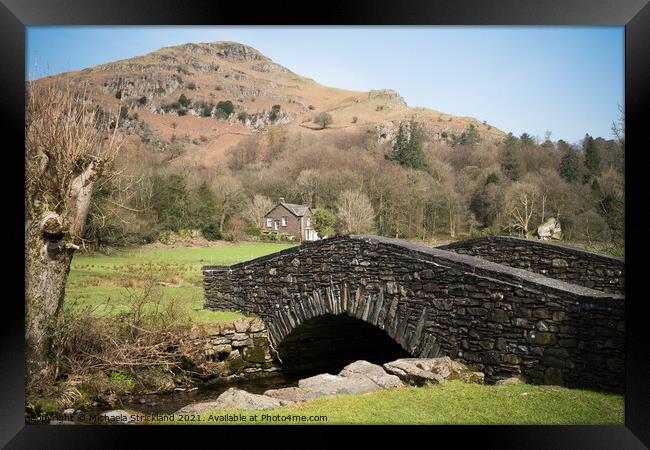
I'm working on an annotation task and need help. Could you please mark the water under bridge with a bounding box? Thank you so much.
[203,235,625,392]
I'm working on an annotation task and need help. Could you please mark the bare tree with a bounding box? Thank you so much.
[212,175,245,232]
[336,189,375,234]
[505,182,539,237]
[25,82,121,376]
[242,194,274,228]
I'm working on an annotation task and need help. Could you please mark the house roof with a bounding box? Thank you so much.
[280,202,310,217]
[265,202,311,217]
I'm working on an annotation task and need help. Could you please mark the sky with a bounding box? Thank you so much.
[26,26,624,143]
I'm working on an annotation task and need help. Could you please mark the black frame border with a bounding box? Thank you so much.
[1,0,649,447]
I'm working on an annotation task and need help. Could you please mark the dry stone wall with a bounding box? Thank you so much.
[440,236,624,295]
[203,235,625,392]
[188,318,279,380]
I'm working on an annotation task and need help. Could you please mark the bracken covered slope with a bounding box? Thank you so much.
[39,41,506,166]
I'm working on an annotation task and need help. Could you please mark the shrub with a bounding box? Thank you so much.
[178,94,191,108]
[137,96,147,106]
[352,116,358,124]
[216,100,234,117]
[313,208,336,237]
[29,278,196,411]
[269,104,281,121]
[237,111,249,122]
[201,221,222,241]
[245,227,261,236]
[187,82,197,90]
[109,370,135,395]
[196,101,214,118]
[308,105,315,110]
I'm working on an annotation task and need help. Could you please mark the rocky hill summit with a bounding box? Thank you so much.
[40,41,505,166]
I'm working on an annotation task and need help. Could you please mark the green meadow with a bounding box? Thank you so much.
[65,242,296,323]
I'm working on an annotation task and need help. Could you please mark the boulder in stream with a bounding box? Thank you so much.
[175,387,288,414]
[383,357,485,386]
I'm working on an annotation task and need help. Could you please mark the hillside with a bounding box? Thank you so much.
[42,41,506,167]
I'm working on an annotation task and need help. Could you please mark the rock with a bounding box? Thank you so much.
[249,317,265,332]
[551,258,569,268]
[298,373,381,396]
[231,337,252,347]
[495,376,525,385]
[176,388,284,413]
[242,345,268,363]
[544,367,564,386]
[338,360,403,389]
[383,360,441,385]
[62,408,75,415]
[214,344,232,354]
[383,357,484,386]
[234,319,250,333]
[263,387,323,403]
[536,217,562,240]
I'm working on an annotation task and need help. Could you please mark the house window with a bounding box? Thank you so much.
[306,217,311,227]
[281,216,288,227]
[266,218,273,228]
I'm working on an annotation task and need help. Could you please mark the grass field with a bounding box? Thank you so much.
[65,242,296,322]
[165,381,624,425]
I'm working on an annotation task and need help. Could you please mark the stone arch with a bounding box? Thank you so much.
[275,312,412,373]
[261,274,446,362]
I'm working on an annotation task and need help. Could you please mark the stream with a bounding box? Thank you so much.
[85,373,305,418]
[26,372,311,424]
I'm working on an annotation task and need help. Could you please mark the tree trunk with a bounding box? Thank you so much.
[25,210,74,375]
[25,160,102,377]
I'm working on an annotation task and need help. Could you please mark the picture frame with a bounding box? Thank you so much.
[2,0,648,446]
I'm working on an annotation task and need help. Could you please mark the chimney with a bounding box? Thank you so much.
[278,197,285,203]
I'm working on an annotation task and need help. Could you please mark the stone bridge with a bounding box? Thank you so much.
[203,235,625,392]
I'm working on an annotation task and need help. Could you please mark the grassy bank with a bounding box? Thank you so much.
[65,242,296,322]
[165,381,624,425]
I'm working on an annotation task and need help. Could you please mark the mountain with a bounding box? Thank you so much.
[42,41,506,167]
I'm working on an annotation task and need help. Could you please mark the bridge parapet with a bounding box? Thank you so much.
[439,236,624,295]
[203,235,624,392]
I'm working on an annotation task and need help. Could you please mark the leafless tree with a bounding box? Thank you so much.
[25,81,121,376]
[505,182,539,237]
[242,194,274,228]
[336,189,375,234]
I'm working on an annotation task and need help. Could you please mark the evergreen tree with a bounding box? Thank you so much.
[583,134,602,178]
[150,174,192,231]
[500,133,522,181]
[178,94,191,108]
[452,123,482,147]
[390,120,428,171]
[558,147,580,183]
[520,132,535,146]
[193,182,217,226]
